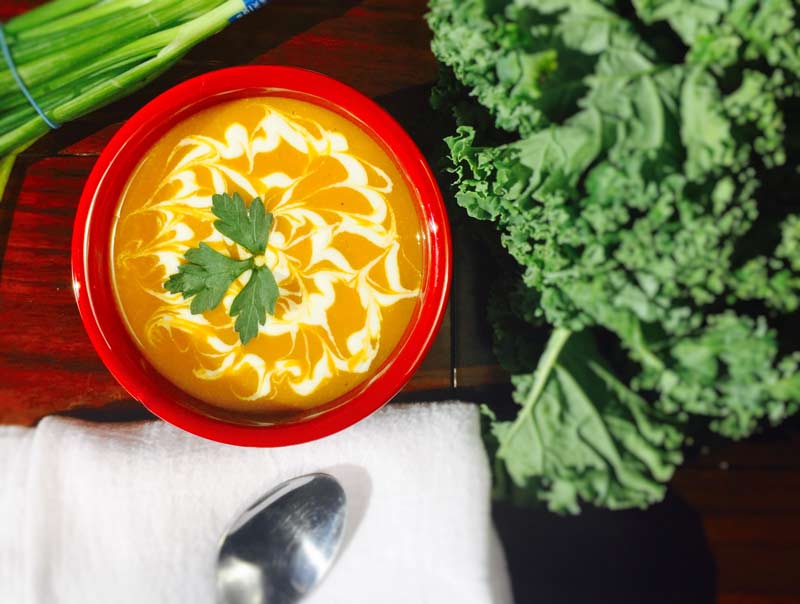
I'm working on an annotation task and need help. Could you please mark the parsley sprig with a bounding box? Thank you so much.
[164,192,280,345]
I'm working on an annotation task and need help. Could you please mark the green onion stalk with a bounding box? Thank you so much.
[0,0,263,201]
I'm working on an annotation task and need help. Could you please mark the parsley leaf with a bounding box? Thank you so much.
[164,193,281,345]
[212,192,271,254]
[164,243,253,314]
[231,266,280,345]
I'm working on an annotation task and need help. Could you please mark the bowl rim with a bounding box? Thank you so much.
[71,65,451,447]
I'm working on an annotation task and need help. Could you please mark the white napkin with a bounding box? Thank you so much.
[0,402,512,604]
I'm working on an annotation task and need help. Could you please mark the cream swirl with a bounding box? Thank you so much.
[116,104,420,399]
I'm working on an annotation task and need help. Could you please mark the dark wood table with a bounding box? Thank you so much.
[1,1,799,602]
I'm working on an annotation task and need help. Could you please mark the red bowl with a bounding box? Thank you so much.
[71,66,451,447]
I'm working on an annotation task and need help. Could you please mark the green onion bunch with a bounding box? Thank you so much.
[0,0,258,198]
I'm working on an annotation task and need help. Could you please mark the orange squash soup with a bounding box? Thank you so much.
[111,96,423,415]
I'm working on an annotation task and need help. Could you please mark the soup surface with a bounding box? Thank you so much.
[111,96,423,414]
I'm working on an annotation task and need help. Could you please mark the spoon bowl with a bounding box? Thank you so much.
[217,473,347,604]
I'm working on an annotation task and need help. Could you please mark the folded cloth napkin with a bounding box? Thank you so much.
[0,402,512,604]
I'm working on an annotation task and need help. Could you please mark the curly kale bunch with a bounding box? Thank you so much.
[428,0,800,513]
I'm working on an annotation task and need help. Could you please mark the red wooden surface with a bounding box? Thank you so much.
[671,429,800,602]
[1,1,799,602]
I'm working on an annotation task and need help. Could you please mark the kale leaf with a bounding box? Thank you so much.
[429,0,800,512]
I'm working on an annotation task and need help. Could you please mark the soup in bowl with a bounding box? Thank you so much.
[72,67,451,446]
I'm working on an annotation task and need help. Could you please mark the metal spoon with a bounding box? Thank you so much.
[216,473,347,604]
